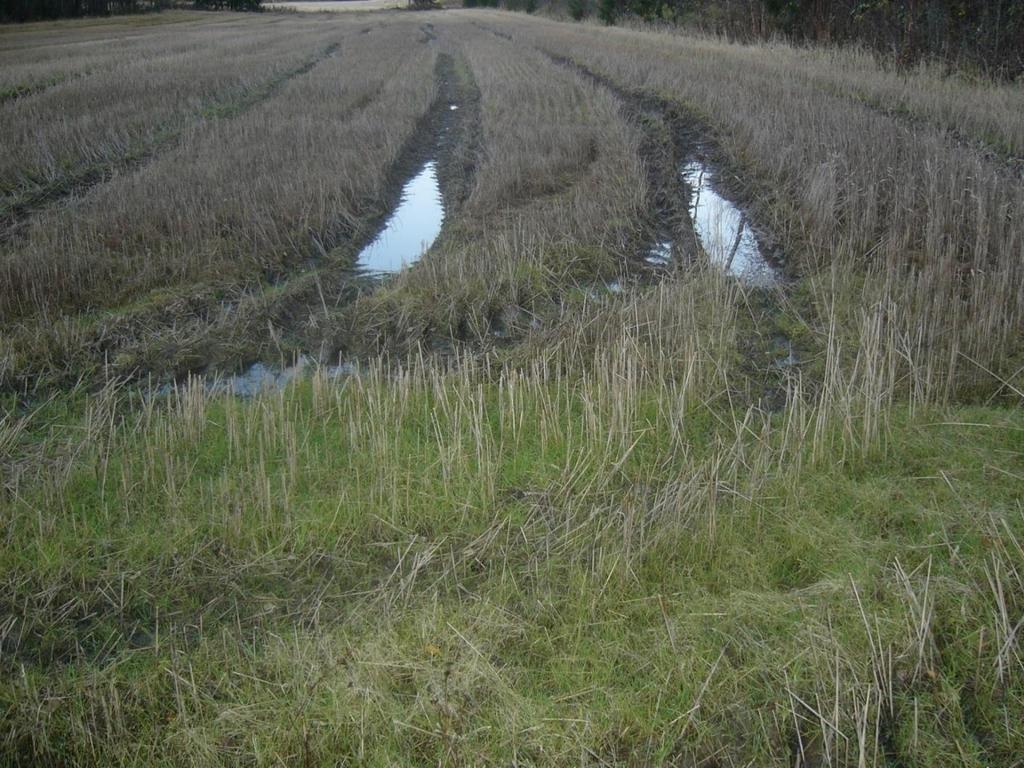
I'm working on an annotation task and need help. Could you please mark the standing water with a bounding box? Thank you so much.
[646,238,673,266]
[357,160,445,273]
[168,160,446,396]
[156,356,357,399]
[681,161,775,286]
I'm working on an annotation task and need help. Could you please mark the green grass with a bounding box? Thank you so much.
[2,363,1021,765]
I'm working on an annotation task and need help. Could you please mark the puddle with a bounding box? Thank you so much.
[158,356,355,399]
[773,336,799,369]
[356,160,444,274]
[646,238,673,266]
[210,356,355,397]
[582,278,627,302]
[681,160,776,286]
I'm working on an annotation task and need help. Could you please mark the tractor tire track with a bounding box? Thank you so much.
[1,52,482,396]
[0,71,82,107]
[476,23,806,410]
[471,21,696,277]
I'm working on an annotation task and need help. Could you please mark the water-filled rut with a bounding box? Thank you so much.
[520,41,779,285]
[153,55,472,396]
[681,159,775,286]
[356,159,445,274]
[495,36,800,409]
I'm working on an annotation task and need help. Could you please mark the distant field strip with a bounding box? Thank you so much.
[0,29,348,233]
[0,20,342,187]
[806,74,1024,167]
[265,0,405,10]
[0,42,343,240]
[755,43,1024,161]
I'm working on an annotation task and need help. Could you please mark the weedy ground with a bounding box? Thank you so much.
[0,8,1022,767]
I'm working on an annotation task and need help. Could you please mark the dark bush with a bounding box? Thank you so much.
[562,0,1024,78]
[193,0,262,11]
[1,0,161,21]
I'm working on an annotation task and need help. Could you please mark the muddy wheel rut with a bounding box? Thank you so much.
[477,26,806,410]
[0,47,482,397]
[6,25,802,409]
[469,21,693,282]
[101,51,481,395]
[340,53,470,270]
[543,51,700,277]
[149,32,804,406]
[474,23,783,280]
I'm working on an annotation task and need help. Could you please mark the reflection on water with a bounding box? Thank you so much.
[357,160,444,274]
[775,336,799,369]
[160,160,446,399]
[211,360,305,397]
[681,160,775,286]
[646,238,673,266]
[200,356,354,397]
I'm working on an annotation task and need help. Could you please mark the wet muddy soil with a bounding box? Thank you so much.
[538,48,782,286]
[144,52,482,394]
[355,160,445,274]
[512,41,802,410]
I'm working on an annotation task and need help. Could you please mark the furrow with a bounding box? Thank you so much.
[0,42,341,240]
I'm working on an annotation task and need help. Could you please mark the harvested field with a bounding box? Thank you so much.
[1,8,1022,766]
[266,0,406,10]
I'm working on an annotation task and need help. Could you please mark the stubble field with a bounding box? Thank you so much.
[1,8,1022,766]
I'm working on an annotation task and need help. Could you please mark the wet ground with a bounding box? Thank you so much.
[133,42,788,403]
[680,159,777,286]
[159,355,355,398]
[356,160,444,274]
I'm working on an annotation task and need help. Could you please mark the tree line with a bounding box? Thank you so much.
[1,0,260,21]
[2,0,1019,78]
[2,0,153,19]
[566,0,1023,77]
